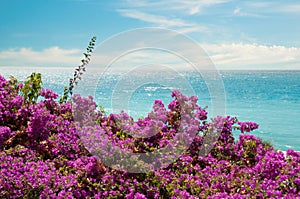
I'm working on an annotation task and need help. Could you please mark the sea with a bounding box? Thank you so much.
[1,67,300,151]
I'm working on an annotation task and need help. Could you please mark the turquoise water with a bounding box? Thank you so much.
[222,71,300,151]
[1,67,300,151]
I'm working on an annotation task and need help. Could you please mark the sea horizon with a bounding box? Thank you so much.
[1,67,300,151]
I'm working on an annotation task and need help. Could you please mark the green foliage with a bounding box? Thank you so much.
[256,136,274,150]
[60,36,97,104]
[60,86,69,104]
[261,138,273,149]
[6,76,19,96]
[98,104,106,116]
[21,72,42,104]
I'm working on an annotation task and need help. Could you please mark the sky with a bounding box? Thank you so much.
[0,0,300,70]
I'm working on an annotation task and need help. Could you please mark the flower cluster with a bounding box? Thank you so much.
[0,74,299,198]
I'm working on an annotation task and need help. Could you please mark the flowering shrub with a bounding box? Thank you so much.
[0,74,300,198]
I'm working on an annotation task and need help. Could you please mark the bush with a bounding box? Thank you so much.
[0,74,299,198]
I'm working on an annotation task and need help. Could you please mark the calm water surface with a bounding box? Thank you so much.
[1,67,299,151]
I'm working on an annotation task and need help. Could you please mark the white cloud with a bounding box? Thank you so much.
[171,0,232,15]
[85,43,300,70]
[0,47,82,67]
[241,2,300,15]
[117,0,232,33]
[280,4,300,14]
[233,6,263,17]
[118,9,189,27]
[122,0,232,15]
[233,7,241,15]
[245,2,272,8]
[1,43,299,70]
[117,9,207,33]
[201,43,300,70]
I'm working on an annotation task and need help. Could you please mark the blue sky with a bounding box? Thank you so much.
[1,0,300,70]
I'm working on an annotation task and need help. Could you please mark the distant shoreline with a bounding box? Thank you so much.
[1,66,300,73]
